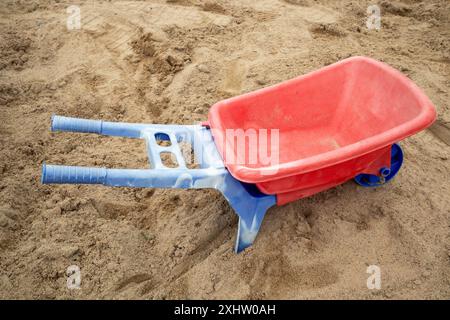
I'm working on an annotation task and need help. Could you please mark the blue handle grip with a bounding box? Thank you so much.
[51,115,103,133]
[42,164,107,184]
[50,115,145,138]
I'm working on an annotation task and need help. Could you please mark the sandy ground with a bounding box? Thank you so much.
[1,0,450,299]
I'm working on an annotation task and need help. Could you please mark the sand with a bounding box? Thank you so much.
[0,0,449,299]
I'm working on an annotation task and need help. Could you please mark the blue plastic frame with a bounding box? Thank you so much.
[42,115,276,252]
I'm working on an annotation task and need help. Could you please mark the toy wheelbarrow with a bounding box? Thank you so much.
[41,57,436,252]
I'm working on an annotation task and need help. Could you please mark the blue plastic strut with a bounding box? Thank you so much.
[43,115,276,253]
[354,143,403,187]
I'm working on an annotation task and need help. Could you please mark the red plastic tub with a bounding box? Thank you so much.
[208,56,436,204]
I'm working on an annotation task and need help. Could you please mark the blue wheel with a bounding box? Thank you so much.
[354,143,403,187]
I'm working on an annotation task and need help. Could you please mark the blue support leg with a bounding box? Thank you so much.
[235,199,275,253]
[218,174,276,253]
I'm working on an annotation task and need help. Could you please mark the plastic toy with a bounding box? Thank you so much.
[41,57,436,252]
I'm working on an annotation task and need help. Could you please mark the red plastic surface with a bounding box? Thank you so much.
[275,146,392,205]
[208,56,436,203]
